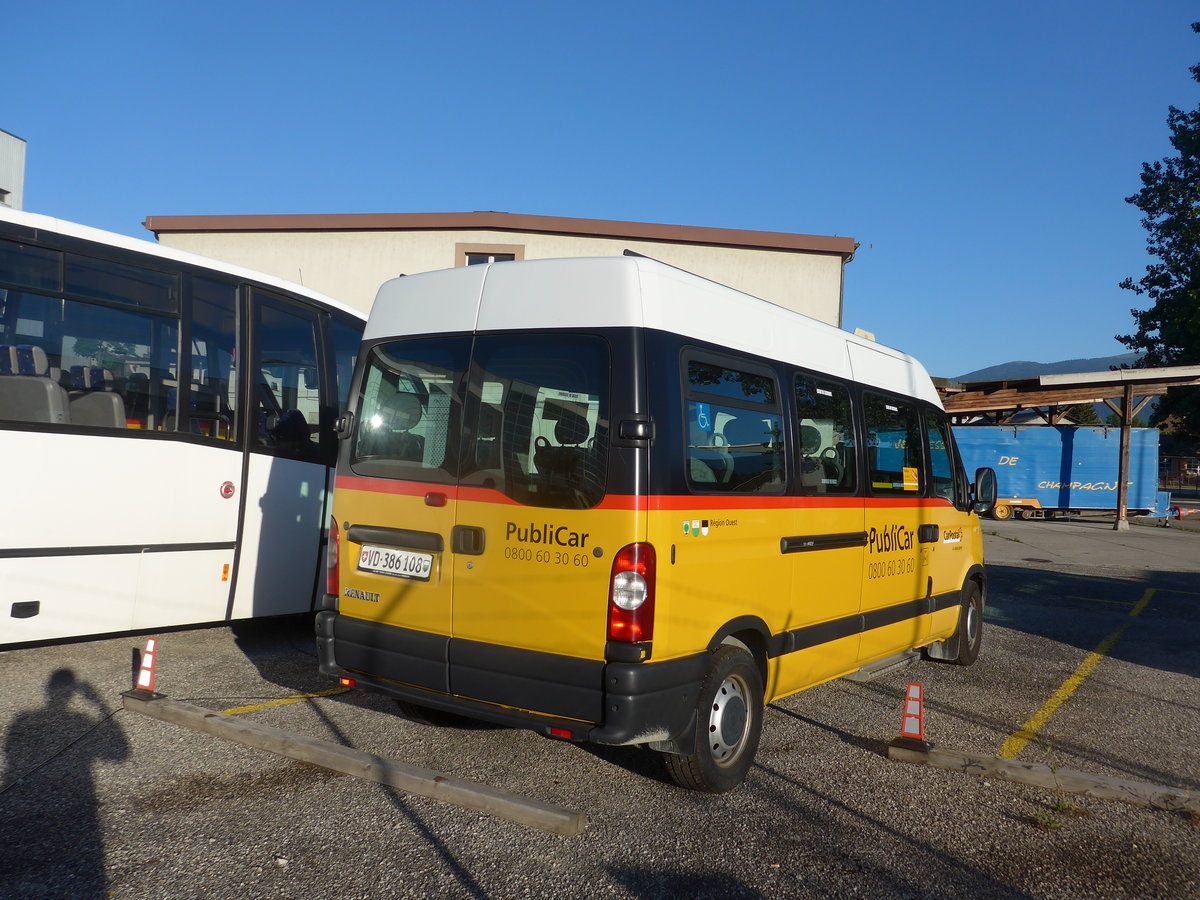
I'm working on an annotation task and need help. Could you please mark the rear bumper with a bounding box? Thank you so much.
[316,609,706,746]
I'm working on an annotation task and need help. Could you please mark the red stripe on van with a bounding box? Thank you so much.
[333,476,956,512]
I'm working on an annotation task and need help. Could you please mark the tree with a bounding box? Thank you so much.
[1116,22,1200,435]
[1066,403,1102,424]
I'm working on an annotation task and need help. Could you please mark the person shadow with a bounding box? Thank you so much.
[1,668,130,899]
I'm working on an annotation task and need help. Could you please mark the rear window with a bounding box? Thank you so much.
[351,337,471,484]
[461,333,610,510]
[349,332,611,510]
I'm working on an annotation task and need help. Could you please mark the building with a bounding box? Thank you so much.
[144,211,857,325]
[0,130,26,210]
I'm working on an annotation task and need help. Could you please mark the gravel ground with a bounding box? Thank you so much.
[2,519,1198,899]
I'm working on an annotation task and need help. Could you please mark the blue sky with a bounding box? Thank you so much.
[4,2,1197,378]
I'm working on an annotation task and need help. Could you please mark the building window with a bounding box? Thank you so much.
[455,243,524,267]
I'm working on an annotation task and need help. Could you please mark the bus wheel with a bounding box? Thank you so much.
[663,646,764,793]
[951,582,983,666]
[395,700,467,727]
[993,504,1012,520]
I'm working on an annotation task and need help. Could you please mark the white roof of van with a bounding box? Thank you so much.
[367,256,939,406]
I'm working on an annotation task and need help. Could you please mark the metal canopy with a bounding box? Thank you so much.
[936,365,1200,531]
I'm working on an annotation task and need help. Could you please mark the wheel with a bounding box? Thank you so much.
[663,645,764,793]
[993,504,1012,520]
[950,581,983,666]
[1017,508,1033,521]
[394,700,468,727]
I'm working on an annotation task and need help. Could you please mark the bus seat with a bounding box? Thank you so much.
[269,408,321,461]
[535,411,589,477]
[0,345,70,424]
[798,424,823,489]
[0,345,14,375]
[69,367,126,428]
[687,421,730,484]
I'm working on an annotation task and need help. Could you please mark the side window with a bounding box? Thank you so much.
[685,358,783,493]
[924,410,958,504]
[794,373,856,494]
[352,337,470,484]
[329,316,363,420]
[252,293,322,462]
[461,333,610,510]
[188,277,238,442]
[1,242,180,432]
[863,392,924,495]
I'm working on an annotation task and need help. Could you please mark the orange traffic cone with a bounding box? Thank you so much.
[891,682,934,751]
[133,637,159,694]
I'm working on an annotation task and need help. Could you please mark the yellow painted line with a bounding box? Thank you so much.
[222,687,350,716]
[1069,596,1135,607]
[999,588,1155,759]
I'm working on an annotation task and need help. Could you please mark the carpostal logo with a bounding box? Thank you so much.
[942,527,964,545]
[506,521,590,548]
[867,524,914,554]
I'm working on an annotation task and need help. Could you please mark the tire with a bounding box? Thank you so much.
[663,645,764,793]
[394,700,468,727]
[950,581,983,666]
[992,504,1012,520]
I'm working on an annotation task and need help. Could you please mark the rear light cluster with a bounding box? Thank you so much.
[607,543,656,642]
[326,517,340,596]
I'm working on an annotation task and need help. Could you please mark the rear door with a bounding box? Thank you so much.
[450,331,621,721]
[335,336,473,691]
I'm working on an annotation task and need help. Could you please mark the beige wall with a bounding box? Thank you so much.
[157,229,845,325]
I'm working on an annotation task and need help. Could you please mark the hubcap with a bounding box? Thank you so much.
[965,600,979,644]
[708,673,749,767]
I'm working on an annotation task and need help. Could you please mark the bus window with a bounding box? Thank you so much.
[328,316,362,419]
[864,392,924,494]
[252,294,322,461]
[352,337,470,484]
[685,359,783,493]
[794,373,856,494]
[925,410,957,503]
[0,287,179,431]
[462,333,610,510]
[189,277,237,442]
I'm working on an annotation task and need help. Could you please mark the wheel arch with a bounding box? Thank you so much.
[707,615,771,687]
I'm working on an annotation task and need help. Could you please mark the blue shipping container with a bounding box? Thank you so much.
[952,425,1170,516]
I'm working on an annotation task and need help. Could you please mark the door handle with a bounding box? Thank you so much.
[917,524,940,544]
[452,525,486,556]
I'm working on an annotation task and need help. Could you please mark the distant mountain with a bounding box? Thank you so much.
[956,353,1142,382]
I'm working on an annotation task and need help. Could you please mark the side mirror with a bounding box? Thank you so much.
[973,467,997,517]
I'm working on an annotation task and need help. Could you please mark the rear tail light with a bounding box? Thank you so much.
[326,516,340,596]
[608,543,656,642]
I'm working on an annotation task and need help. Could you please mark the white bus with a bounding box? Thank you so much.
[0,207,364,647]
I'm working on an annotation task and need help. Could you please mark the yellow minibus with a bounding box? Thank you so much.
[317,255,996,792]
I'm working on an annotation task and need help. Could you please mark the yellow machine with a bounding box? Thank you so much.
[317,256,996,792]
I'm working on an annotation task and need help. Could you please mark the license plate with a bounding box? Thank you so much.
[356,544,434,581]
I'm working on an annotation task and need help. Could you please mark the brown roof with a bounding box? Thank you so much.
[142,211,856,258]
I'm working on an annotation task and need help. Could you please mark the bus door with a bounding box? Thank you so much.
[922,410,972,634]
[231,289,329,619]
[779,373,864,692]
[861,392,930,659]
[449,332,621,722]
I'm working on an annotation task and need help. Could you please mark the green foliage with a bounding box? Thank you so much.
[1066,403,1102,424]
[1116,22,1200,436]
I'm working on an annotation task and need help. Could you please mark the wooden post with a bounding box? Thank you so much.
[122,691,587,836]
[889,743,1200,813]
[1115,383,1133,532]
